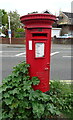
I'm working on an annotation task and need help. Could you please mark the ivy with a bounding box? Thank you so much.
[31,77,40,85]
[0,61,73,120]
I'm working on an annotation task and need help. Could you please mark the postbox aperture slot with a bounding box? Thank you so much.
[32,33,47,37]
[35,42,45,58]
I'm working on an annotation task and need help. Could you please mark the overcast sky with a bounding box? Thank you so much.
[0,0,73,16]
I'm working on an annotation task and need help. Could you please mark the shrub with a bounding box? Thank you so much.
[14,28,25,38]
[0,61,73,120]
[47,81,73,119]
[15,28,24,32]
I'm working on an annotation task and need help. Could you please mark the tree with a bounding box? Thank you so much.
[14,28,25,38]
[0,9,23,37]
[8,10,21,32]
[0,9,8,27]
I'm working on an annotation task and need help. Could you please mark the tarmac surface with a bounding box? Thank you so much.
[0,43,72,84]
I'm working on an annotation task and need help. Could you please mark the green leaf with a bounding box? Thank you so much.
[19,100,29,109]
[23,81,32,91]
[2,75,12,84]
[17,93,24,100]
[12,88,19,95]
[41,93,50,101]
[9,112,13,118]
[31,77,40,85]
[3,92,10,98]
[2,84,9,91]
[4,98,13,105]
[32,102,44,118]
[10,101,19,109]
[55,110,61,115]
[2,111,9,119]
[23,76,30,81]
[46,103,57,115]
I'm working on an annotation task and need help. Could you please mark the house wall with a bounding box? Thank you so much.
[69,26,73,34]
[61,25,69,35]
[58,12,70,25]
[58,12,73,35]
[52,28,61,37]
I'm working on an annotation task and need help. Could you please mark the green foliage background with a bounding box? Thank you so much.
[0,9,8,27]
[14,28,25,38]
[8,10,21,31]
[0,9,23,37]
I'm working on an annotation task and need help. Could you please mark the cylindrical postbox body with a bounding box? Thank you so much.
[20,13,56,92]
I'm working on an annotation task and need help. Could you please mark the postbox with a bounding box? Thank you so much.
[20,13,56,92]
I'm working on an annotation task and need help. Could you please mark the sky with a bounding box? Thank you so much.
[0,0,73,16]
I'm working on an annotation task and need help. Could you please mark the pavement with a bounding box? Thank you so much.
[0,43,72,84]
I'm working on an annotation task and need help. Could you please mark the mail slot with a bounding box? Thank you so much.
[32,33,47,37]
[20,13,56,92]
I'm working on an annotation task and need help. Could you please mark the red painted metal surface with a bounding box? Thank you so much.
[20,13,56,92]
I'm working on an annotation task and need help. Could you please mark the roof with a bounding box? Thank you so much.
[63,12,73,18]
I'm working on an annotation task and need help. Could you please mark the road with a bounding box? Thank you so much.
[51,44,71,80]
[0,43,72,84]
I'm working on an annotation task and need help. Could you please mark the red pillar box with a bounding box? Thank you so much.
[20,13,56,92]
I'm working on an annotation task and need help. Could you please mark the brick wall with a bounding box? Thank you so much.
[0,37,26,44]
[53,37,73,44]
